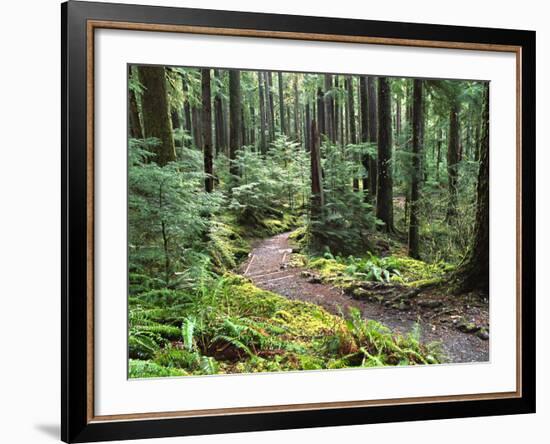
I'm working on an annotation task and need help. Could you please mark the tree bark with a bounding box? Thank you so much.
[452,83,489,293]
[266,72,276,140]
[310,119,324,218]
[367,77,378,199]
[278,72,286,136]
[317,86,325,136]
[138,66,176,166]
[446,101,460,220]
[294,76,300,141]
[408,79,423,259]
[376,77,394,232]
[324,75,335,142]
[171,108,181,130]
[192,107,202,150]
[128,85,143,139]
[258,72,267,154]
[201,69,214,192]
[213,69,225,155]
[359,76,370,200]
[304,102,311,151]
[346,76,359,191]
[229,70,242,178]
[181,73,192,136]
[436,127,442,182]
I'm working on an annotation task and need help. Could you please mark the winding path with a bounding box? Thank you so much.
[240,232,489,364]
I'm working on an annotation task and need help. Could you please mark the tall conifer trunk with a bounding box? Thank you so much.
[229,70,242,179]
[201,69,214,192]
[367,77,378,199]
[376,77,394,232]
[408,79,423,258]
[138,66,176,166]
[452,83,490,293]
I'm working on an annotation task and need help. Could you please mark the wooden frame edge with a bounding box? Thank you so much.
[84,18,524,425]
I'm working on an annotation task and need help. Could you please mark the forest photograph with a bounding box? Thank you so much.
[127,64,490,378]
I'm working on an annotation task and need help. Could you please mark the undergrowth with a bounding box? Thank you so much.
[129,273,440,378]
[305,251,454,288]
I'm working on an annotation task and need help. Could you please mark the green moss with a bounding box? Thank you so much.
[308,258,347,280]
[207,221,250,272]
[386,256,452,286]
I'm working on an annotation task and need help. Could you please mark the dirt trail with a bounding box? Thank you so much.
[240,232,489,364]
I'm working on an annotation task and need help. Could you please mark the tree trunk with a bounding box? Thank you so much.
[446,101,460,220]
[324,75,334,142]
[266,72,275,140]
[395,97,401,149]
[258,72,267,154]
[229,70,242,178]
[181,73,192,137]
[241,106,247,147]
[201,68,214,192]
[192,107,202,150]
[452,83,489,293]
[213,69,225,155]
[128,84,143,139]
[138,66,176,166]
[294,76,300,141]
[317,86,325,136]
[171,108,181,130]
[359,76,370,200]
[345,76,359,191]
[436,127,442,182]
[367,77,378,199]
[278,72,286,136]
[376,77,394,232]
[304,102,311,151]
[408,79,423,259]
[249,102,256,147]
[310,119,324,217]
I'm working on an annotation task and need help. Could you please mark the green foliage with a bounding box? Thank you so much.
[129,272,439,377]
[129,359,188,378]
[128,139,223,283]
[216,136,309,232]
[308,253,451,287]
[308,141,378,254]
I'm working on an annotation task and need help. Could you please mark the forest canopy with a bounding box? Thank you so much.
[127,65,490,378]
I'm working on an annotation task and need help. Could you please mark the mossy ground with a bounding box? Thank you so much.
[129,272,440,378]
[306,253,453,289]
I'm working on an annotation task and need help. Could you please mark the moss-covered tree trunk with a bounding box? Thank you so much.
[408,79,423,259]
[452,84,490,293]
[376,77,394,232]
[138,66,176,166]
[229,70,242,179]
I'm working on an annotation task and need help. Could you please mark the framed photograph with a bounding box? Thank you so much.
[62,1,535,442]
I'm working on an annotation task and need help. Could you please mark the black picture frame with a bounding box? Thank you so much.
[62,1,536,442]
